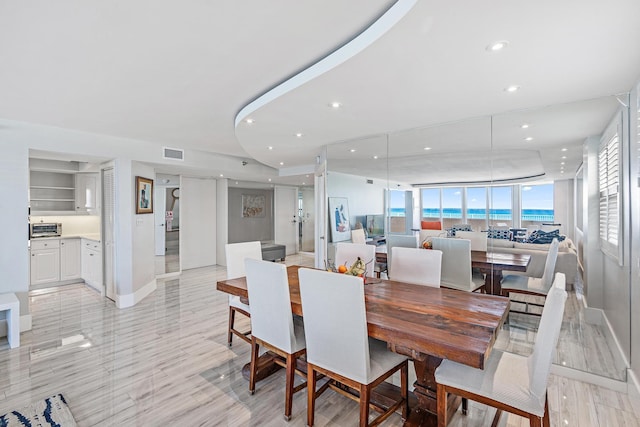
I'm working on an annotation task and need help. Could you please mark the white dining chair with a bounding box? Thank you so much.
[334,242,376,278]
[431,237,485,292]
[389,247,442,287]
[501,238,560,315]
[245,258,306,421]
[435,274,567,427]
[385,234,418,271]
[455,231,488,252]
[224,241,263,346]
[298,268,409,426]
[351,228,366,244]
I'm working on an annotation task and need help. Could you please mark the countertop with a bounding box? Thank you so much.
[30,234,101,243]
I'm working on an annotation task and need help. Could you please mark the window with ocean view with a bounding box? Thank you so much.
[521,184,554,225]
[421,188,440,221]
[489,186,512,227]
[466,187,487,231]
[389,189,406,233]
[442,187,462,229]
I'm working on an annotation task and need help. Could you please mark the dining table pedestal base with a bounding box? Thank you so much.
[241,351,283,382]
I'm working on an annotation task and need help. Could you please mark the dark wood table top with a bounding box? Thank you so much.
[470,250,530,271]
[217,265,510,370]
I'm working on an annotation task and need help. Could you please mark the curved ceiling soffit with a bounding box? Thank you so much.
[234,0,418,164]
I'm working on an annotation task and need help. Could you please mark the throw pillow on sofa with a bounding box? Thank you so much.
[487,229,511,240]
[525,229,565,244]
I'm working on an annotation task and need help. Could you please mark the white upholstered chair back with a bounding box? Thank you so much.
[298,268,371,384]
[351,228,366,244]
[389,247,442,287]
[386,234,418,270]
[540,238,560,288]
[244,259,298,354]
[431,237,474,291]
[225,241,263,279]
[553,271,566,291]
[527,277,567,408]
[455,231,488,252]
[334,242,376,278]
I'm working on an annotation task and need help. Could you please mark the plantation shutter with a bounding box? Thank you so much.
[598,118,621,262]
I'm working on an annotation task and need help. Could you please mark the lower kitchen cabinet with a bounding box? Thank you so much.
[30,239,60,285]
[60,238,81,281]
[81,239,102,290]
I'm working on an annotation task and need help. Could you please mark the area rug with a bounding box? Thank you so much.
[0,394,77,426]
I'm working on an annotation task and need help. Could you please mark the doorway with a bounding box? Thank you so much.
[299,187,315,253]
[155,175,180,277]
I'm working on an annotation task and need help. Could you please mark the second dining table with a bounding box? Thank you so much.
[217,265,510,426]
[375,245,530,295]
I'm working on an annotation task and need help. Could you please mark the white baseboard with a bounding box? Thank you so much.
[628,369,640,397]
[116,278,156,309]
[551,363,627,393]
[0,314,32,338]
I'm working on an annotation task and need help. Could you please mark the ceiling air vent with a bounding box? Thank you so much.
[163,147,184,161]
[366,179,373,184]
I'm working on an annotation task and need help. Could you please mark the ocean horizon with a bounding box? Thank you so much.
[389,208,554,222]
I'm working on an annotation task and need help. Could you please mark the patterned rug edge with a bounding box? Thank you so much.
[0,393,77,427]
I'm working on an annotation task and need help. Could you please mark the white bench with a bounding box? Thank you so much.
[0,293,20,348]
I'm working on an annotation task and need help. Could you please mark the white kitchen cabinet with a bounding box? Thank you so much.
[75,173,100,214]
[30,171,76,214]
[30,239,60,285]
[60,238,81,281]
[81,239,102,290]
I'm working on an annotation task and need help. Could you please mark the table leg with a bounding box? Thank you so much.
[481,269,504,295]
[402,354,462,427]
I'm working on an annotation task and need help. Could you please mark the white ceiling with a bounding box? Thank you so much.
[1,0,639,186]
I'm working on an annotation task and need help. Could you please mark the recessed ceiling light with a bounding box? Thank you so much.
[373,155,378,159]
[302,182,305,185]
[279,162,284,165]
[524,137,533,141]
[268,178,272,182]
[350,149,356,153]
[330,101,342,108]
[245,118,254,124]
[295,133,303,138]
[521,124,530,129]
[562,156,567,159]
[561,171,565,174]
[505,85,520,93]
[219,174,224,177]
[268,146,273,150]
[306,175,309,178]
[424,147,432,151]
[486,40,509,51]
[235,181,238,185]
[561,148,568,152]
[561,162,565,165]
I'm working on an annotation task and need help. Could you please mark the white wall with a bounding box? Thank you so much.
[182,177,216,269]
[554,179,574,242]
[129,162,157,304]
[629,82,640,381]
[216,179,228,267]
[327,171,386,222]
[0,143,29,320]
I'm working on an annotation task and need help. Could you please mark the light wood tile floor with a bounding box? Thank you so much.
[1,253,639,426]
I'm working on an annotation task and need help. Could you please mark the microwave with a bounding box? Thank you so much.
[30,223,62,238]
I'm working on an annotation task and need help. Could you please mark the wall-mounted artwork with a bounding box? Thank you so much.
[135,176,153,214]
[242,194,265,218]
[329,197,351,242]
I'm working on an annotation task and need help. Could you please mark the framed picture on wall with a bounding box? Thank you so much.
[242,194,266,218]
[329,197,351,242]
[136,176,154,214]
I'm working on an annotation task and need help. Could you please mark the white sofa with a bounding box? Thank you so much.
[487,237,578,286]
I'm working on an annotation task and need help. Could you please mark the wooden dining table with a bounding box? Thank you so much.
[217,265,510,426]
[470,250,530,295]
[375,247,530,296]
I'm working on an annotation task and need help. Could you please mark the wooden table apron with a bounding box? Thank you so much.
[217,265,510,426]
